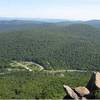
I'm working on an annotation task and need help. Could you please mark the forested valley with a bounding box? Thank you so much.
[0,21,100,70]
[0,20,100,99]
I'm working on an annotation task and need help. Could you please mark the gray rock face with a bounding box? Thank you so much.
[86,72,100,92]
[63,85,79,100]
[81,97,87,100]
[95,72,100,89]
[74,87,90,97]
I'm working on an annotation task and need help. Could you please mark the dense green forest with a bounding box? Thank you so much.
[0,71,91,99]
[0,22,100,70]
[0,20,100,99]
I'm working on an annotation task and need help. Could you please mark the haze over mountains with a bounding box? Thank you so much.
[0,17,100,28]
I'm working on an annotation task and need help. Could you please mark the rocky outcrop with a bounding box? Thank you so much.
[86,72,100,92]
[95,72,100,88]
[63,72,100,100]
[74,87,90,97]
[63,85,79,100]
[63,85,89,100]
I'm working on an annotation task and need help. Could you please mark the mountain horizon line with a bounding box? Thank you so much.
[0,16,100,22]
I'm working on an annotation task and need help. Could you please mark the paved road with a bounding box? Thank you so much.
[16,62,33,72]
[67,69,95,73]
[32,62,44,70]
[0,61,96,75]
[44,69,96,74]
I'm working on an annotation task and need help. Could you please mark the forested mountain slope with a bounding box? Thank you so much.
[0,23,100,70]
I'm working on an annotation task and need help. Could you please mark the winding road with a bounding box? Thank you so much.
[0,61,96,75]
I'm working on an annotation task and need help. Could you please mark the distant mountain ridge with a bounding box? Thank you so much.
[84,20,100,28]
[55,20,100,28]
[0,17,100,28]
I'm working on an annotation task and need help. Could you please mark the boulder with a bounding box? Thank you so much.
[63,85,79,100]
[95,72,100,89]
[86,72,100,92]
[74,86,90,97]
[63,72,100,99]
[81,97,87,100]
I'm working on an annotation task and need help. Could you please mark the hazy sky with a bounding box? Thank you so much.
[0,0,100,20]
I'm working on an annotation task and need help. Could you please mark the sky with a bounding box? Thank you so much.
[0,0,100,20]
